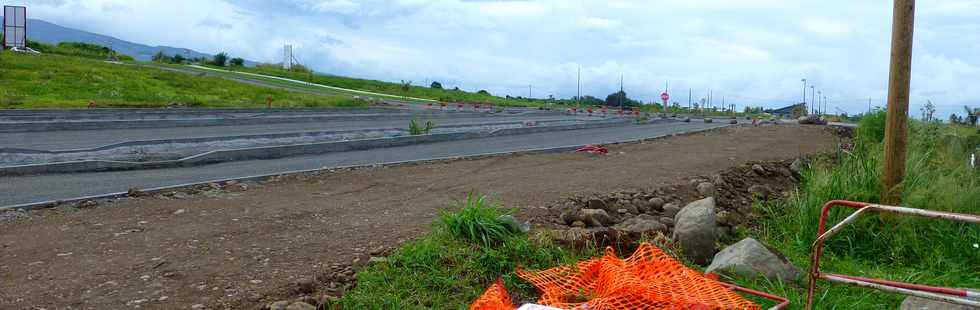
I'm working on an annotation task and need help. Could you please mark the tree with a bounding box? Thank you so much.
[229,57,245,67]
[152,51,166,62]
[477,90,491,95]
[211,52,229,67]
[172,54,186,64]
[400,80,412,92]
[604,90,640,107]
[965,106,979,126]
[430,81,443,89]
[921,100,936,122]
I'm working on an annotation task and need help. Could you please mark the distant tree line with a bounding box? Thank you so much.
[949,105,979,126]
[152,50,244,67]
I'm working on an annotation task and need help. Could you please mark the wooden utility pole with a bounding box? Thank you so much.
[881,0,916,205]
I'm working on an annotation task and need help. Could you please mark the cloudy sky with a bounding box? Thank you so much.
[10,0,980,117]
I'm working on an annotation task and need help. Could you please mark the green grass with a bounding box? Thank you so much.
[338,195,600,309]
[729,112,980,308]
[26,40,135,61]
[0,51,367,108]
[216,64,565,108]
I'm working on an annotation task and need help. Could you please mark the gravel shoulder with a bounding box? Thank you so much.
[0,125,838,309]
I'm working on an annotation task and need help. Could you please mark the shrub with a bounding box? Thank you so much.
[438,195,516,248]
[408,119,434,135]
[211,52,228,67]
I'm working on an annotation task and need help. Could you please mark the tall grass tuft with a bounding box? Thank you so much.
[439,195,516,248]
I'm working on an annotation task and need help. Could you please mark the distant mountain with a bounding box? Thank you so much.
[3,17,214,62]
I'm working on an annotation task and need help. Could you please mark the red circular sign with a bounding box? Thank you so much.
[661,92,670,102]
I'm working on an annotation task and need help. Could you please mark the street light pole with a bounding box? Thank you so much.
[801,78,807,111]
[810,85,816,115]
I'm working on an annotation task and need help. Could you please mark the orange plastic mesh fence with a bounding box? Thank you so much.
[470,243,760,310]
[470,279,514,310]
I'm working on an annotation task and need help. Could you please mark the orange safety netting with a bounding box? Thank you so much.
[470,243,760,310]
[470,279,514,310]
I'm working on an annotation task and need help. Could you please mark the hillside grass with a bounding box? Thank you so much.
[336,113,978,309]
[217,64,561,108]
[0,51,367,109]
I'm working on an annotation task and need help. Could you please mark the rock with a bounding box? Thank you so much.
[587,198,606,210]
[662,203,681,217]
[613,215,668,234]
[368,256,388,264]
[77,200,97,209]
[706,238,800,283]
[647,197,665,212]
[672,197,718,265]
[617,208,628,215]
[571,221,587,228]
[704,118,714,123]
[173,209,186,215]
[748,185,773,199]
[286,302,317,310]
[683,117,692,123]
[900,295,980,310]
[293,277,316,294]
[696,182,716,198]
[729,119,738,124]
[269,301,291,310]
[659,217,674,227]
[496,215,530,233]
[559,210,579,225]
[712,175,726,187]
[752,164,766,176]
[789,158,804,175]
[716,210,738,226]
[191,304,206,309]
[579,209,613,227]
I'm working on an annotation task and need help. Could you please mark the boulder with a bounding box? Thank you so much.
[900,295,980,310]
[587,198,607,210]
[269,301,291,310]
[286,302,317,310]
[647,197,665,212]
[705,238,799,283]
[704,118,714,123]
[683,117,692,123]
[497,215,530,233]
[662,203,681,217]
[789,158,804,175]
[696,182,716,198]
[672,197,718,264]
[752,164,766,176]
[613,215,668,234]
[579,209,613,227]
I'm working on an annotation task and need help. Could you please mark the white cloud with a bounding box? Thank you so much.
[7,0,980,117]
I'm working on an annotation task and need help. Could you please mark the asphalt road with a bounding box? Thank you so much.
[0,121,726,206]
[0,115,589,150]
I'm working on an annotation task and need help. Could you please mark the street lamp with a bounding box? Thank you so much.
[810,85,816,115]
[817,91,822,115]
[801,79,807,111]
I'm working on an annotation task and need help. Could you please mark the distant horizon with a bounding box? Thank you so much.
[6,1,980,118]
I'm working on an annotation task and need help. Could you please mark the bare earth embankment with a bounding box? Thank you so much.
[0,125,838,309]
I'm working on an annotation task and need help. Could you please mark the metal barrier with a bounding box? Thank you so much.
[805,200,980,309]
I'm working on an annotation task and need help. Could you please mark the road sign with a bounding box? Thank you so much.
[3,6,28,49]
[661,92,670,103]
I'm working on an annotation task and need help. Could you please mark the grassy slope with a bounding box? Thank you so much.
[0,51,364,109]
[339,114,978,309]
[219,64,562,108]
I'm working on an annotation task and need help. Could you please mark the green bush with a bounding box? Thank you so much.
[408,119,434,135]
[438,195,516,248]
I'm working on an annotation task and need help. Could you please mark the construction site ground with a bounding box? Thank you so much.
[0,125,839,310]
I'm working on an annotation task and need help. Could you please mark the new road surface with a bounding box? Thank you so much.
[0,121,726,207]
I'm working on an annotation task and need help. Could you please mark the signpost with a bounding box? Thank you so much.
[661,92,670,114]
[3,6,28,49]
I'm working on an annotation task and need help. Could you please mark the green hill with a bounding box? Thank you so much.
[0,50,363,109]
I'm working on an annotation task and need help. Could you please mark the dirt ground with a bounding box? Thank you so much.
[0,125,839,310]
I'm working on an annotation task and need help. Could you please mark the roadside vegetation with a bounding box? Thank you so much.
[408,119,434,135]
[732,110,980,308]
[26,40,135,61]
[337,195,600,309]
[0,50,366,108]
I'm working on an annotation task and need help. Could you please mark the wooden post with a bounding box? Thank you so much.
[881,0,916,204]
